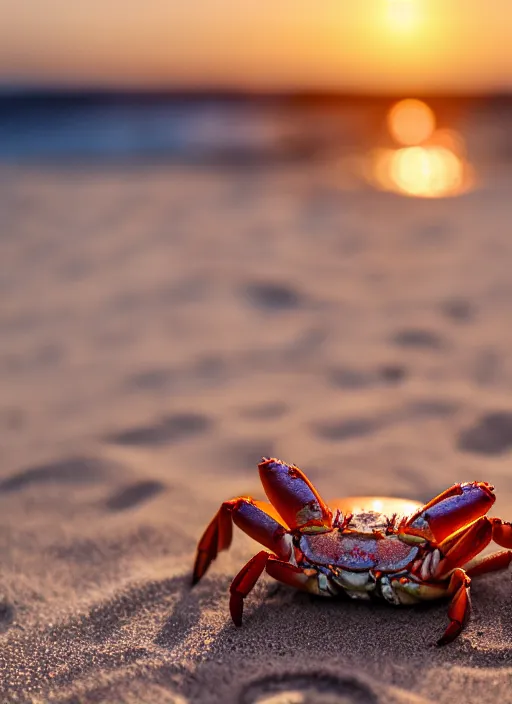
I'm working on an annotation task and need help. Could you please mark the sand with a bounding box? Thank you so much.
[1,157,512,704]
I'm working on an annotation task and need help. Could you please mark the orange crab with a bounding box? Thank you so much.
[192,458,512,645]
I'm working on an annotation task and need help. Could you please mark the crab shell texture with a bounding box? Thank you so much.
[193,458,512,645]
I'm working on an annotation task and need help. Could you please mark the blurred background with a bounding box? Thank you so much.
[3,5,512,698]
[2,0,512,505]
[1,0,511,191]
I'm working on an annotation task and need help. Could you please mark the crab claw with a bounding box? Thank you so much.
[258,457,332,533]
[403,482,495,544]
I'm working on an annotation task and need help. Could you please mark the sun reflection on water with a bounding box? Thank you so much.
[387,98,435,145]
[369,98,474,198]
[392,146,463,197]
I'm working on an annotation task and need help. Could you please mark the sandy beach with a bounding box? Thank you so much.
[1,140,512,703]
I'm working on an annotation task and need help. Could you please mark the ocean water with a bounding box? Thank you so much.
[0,94,335,162]
[0,92,510,167]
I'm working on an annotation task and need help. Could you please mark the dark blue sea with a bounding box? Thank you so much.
[0,92,510,164]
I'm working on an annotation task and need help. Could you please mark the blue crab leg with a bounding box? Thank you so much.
[258,457,333,533]
[192,497,292,584]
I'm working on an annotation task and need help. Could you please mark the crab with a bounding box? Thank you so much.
[192,457,512,645]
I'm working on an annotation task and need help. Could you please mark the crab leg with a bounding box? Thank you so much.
[230,552,322,626]
[434,517,493,578]
[395,568,472,645]
[434,516,512,579]
[230,550,271,626]
[438,568,472,646]
[266,556,323,594]
[391,576,447,604]
[258,458,332,533]
[192,497,292,585]
[462,518,512,576]
[489,517,512,548]
[466,549,512,578]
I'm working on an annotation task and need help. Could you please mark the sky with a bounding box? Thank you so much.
[1,0,511,93]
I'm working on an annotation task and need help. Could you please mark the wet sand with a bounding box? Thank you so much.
[0,160,511,703]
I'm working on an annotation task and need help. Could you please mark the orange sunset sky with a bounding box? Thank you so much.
[0,0,511,93]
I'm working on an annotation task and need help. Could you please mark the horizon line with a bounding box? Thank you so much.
[1,85,512,102]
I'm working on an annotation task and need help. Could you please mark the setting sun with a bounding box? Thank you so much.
[0,1,511,93]
[385,0,422,33]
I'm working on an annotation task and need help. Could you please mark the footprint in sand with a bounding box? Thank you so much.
[458,411,512,455]
[239,402,289,421]
[328,365,408,390]
[311,417,380,442]
[439,297,475,324]
[240,673,378,704]
[125,367,175,392]
[221,438,277,471]
[377,364,408,385]
[403,399,458,419]
[0,599,14,633]
[106,412,212,447]
[0,456,111,492]
[328,364,409,390]
[327,367,372,390]
[391,328,445,350]
[243,282,302,311]
[106,480,166,511]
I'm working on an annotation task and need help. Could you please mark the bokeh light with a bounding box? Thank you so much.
[429,127,467,157]
[391,146,462,197]
[368,98,474,198]
[388,99,436,146]
[370,145,472,198]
